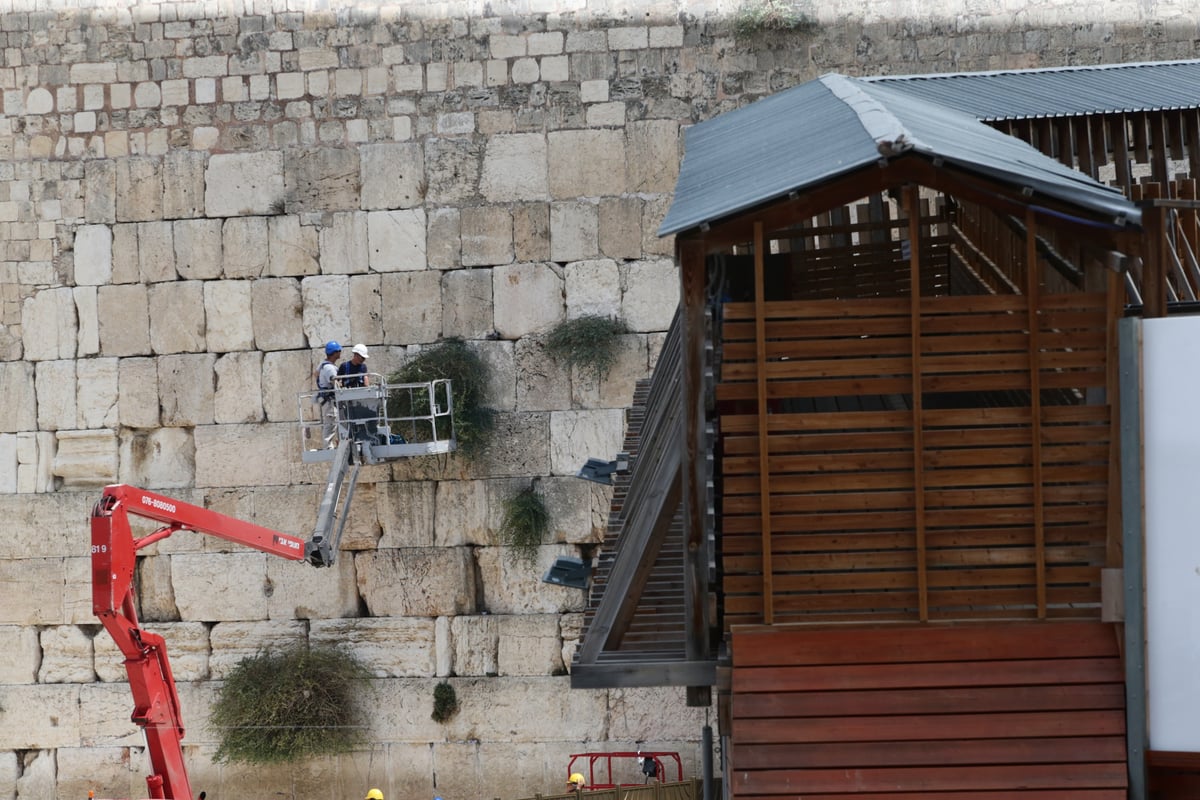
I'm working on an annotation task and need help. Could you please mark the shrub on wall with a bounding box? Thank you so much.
[732,0,819,38]
[431,681,459,723]
[210,645,371,765]
[543,315,628,382]
[500,485,551,567]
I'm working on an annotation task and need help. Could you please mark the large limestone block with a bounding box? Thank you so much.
[476,411,550,479]
[548,129,626,198]
[38,625,96,683]
[570,334,649,410]
[0,492,93,559]
[221,216,269,278]
[76,357,119,428]
[111,224,139,284]
[473,339,516,412]
[52,429,118,489]
[461,206,513,267]
[97,284,151,357]
[194,423,295,487]
[268,215,320,276]
[35,359,76,431]
[204,280,254,352]
[284,146,361,212]
[381,270,442,344]
[310,618,438,677]
[377,481,436,548]
[515,336,571,412]
[368,208,427,271]
[16,432,57,494]
[95,621,209,682]
[608,686,713,742]
[74,223,113,285]
[496,614,564,676]
[14,749,55,799]
[642,196,675,257]
[163,149,207,219]
[320,210,369,274]
[349,273,383,346]
[252,276,305,350]
[118,428,195,489]
[149,280,206,353]
[301,274,351,345]
[537,476,608,544]
[441,268,493,340]
[549,409,625,476]
[481,133,548,202]
[565,259,621,319]
[550,201,600,262]
[55,746,144,800]
[174,218,224,280]
[158,353,216,426]
[134,553,179,624]
[137,220,177,283]
[620,258,679,332]
[451,614,498,676]
[361,678,447,743]
[427,207,461,269]
[79,682,151,746]
[493,262,563,339]
[625,120,681,194]
[356,547,475,617]
[426,137,483,205]
[116,157,163,222]
[64,557,95,624]
[171,552,270,621]
[0,684,81,748]
[205,151,285,217]
[0,434,13,493]
[75,286,101,358]
[84,159,117,224]
[434,480,489,546]
[117,357,159,428]
[262,349,313,422]
[429,676,607,742]
[477,544,587,614]
[360,141,425,210]
[0,751,14,798]
[599,196,644,260]
[208,620,307,678]
[203,486,318,541]
[514,202,551,262]
[0,361,36,432]
[214,351,264,423]
[265,555,359,620]
[22,286,77,361]
[0,625,39,682]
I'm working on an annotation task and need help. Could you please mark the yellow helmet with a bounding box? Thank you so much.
[366,790,384,800]
[568,773,586,787]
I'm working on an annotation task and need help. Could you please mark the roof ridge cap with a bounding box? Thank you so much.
[819,73,920,157]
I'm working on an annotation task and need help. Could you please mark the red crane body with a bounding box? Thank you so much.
[90,484,307,800]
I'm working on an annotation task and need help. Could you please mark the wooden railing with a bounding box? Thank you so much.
[508,779,703,800]
[717,292,1114,625]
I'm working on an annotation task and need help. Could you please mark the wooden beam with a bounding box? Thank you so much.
[1026,208,1046,619]
[680,236,713,704]
[907,185,928,622]
[754,221,774,625]
[1141,204,1167,318]
[570,659,719,689]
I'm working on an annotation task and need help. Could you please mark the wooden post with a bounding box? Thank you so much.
[1142,204,1167,318]
[906,185,929,622]
[753,221,773,624]
[1026,208,1046,618]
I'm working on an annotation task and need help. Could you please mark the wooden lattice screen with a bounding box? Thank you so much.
[717,292,1114,626]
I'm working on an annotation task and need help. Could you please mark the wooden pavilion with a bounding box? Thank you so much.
[572,62,1200,799]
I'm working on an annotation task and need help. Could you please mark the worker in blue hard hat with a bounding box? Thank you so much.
[315,341,342,448]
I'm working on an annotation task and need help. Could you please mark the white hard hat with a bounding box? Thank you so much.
[352,343,369,359]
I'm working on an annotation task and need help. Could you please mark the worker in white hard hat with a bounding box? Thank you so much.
[365,789,384,800]
[337,343,370,388]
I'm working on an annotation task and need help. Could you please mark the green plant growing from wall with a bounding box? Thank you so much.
[543,315,628,383]
[732,0,818,38]
[499,485,551,567]
[388,337,496,460]
[431,680,459,723]
[210,644,371,765]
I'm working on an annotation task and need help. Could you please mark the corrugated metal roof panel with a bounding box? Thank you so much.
[659,72,1141,238]
[863,59,1200,121]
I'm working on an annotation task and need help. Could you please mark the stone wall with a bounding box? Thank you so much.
[2,0,1198,798]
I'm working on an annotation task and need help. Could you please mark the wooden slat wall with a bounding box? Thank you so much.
[718,293,1111,626]
[730,621,1127,799]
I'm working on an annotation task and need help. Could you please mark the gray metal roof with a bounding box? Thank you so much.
[659,72,1140,237]
[863,59,1200,121]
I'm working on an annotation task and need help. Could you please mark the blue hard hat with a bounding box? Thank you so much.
[325,340,342,356]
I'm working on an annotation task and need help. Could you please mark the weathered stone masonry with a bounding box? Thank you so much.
[1,0,1198,797]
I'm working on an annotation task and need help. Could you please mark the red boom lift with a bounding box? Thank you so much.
[91,484,313,800]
